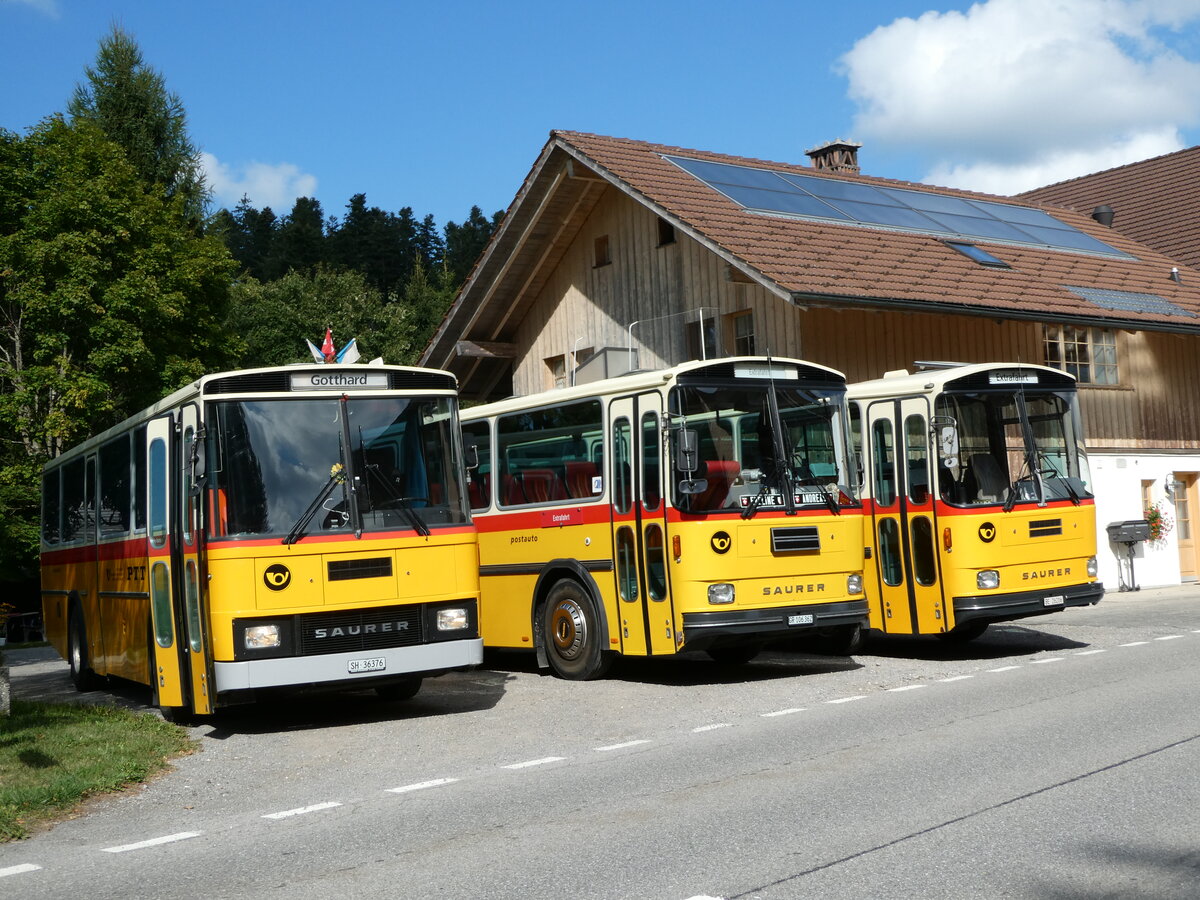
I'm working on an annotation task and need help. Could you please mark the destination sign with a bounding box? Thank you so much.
[290,372,389,391]
[988,372,1038,385]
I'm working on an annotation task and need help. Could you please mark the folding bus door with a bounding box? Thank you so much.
[179,404,213,714]
[865,398,944,635]
[146,413,187,708]
[636,392,676,655]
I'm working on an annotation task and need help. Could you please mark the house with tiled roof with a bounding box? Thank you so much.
[422,130,1200,588]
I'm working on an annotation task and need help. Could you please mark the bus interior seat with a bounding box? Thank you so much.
[566,460,597,498]
[969,454,1008,503]
[517,468,567,504]
[697,459,740,508]
[469,473,490,509]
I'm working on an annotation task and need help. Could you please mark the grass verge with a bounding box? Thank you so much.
[0,701,198,841]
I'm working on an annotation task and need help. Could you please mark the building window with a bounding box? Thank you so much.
[730,312,755,355]
[1043,324,1118,385]
[657,218,675,246]
[546,355,567,389]
[594,235,611,267]
[685,312,718,360]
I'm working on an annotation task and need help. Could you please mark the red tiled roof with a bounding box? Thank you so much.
[555,130,1200,329]
[1017,146,1200,272]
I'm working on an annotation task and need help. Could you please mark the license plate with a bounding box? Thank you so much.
[787,614,815,626]
[348,657,386,674]
[1043,595,1065,607]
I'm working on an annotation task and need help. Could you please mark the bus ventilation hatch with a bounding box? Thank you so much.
[297,604,423,655]
[1029,519,1063,537]
[771,526,821,553]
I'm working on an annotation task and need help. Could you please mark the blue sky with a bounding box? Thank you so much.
[4,0,1200,228]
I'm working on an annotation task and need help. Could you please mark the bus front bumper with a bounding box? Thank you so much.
[681,599,869,651]
[952,582,1104,626]
[213,638,483,692]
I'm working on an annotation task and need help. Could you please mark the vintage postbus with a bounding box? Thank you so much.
[460,357,868,679]
[848,362,1102,640]
[40,364,481,719]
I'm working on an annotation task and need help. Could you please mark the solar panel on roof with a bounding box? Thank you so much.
[665,154,1133,259]
[1067,286,1197,318]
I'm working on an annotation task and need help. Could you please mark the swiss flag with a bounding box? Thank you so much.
[321,326,335,363]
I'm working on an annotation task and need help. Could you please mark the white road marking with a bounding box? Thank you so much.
[761,707,805,717]
[262,801,342,820]
[988,666,1021,673]
[503,756,565,769]
[887,685,927,692]
[692,723,732,733]
[386,778,459,794]
[1120,641,1149,647]
[827,695,866,704]
[102,832,201,853]
[595,739,652,752]
[1075,649,1106,655]
[0,864,42,878]
[1030,658,1065,664]
[1155,635,1184,641]
[939,675,974,682]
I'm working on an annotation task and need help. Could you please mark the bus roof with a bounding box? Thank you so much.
[848,362,1076,400]
[462,356,847,420]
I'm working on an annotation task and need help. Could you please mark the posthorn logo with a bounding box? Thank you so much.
[711,531,732,554]
[263,564,292,591]
[978,522,996,543]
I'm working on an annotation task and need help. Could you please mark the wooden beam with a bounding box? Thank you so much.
[455,340,516,359]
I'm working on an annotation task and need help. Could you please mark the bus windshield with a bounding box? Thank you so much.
[207,395,468,540]
[669,381,855,513]
[935,388,1093,508]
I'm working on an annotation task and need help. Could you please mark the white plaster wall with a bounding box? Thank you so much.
[1088,452,1199,591]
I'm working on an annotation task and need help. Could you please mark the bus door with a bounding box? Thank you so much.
[179,404,213,714]
[865,398,944,634]
[146,413,187,708]
[609,394,677,656]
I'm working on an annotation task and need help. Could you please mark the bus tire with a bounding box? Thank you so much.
[68,603,99,692]
[938,620,989,643]
[375,677,423,701]
[820,623,864,656]
[541,579,613,680]
[707,644,762,665]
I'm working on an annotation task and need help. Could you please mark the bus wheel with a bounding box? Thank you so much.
[67,604,99,692]
[706,644,762,666]
[820,623,864,656]
[376,677,423,701]
[541,580,612,680]
[938,621,989,643]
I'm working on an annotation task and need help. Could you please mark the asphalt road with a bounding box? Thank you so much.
[2,586,1198,899]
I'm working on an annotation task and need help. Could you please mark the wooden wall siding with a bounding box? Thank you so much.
[506,187,1200,450]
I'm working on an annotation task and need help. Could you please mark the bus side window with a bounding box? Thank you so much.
[641,412,661,511]
[462,421,492,511]
[613,418,632,514]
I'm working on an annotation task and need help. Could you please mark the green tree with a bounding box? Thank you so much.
[224,267,412,369]
[444,205,503,285]
[0,117,236,572]
[67,25,207,221]
[273,197,326,276]
[403,258,457,361]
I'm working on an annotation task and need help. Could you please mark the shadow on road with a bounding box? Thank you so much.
[855,623,1089,662]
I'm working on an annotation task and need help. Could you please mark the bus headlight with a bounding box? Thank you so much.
[847,573,863,595]
[977,570,1000,590]
[708,583,735,605]
[436,607,470,631]
[1087,556,1098,578]
[244,624,281,650]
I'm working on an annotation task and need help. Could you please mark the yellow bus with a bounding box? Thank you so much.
[40,363,481,719]
[461,357,868,679]
[848,362,1102,641]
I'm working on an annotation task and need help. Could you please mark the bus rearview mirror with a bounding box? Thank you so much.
[675,428,699,475]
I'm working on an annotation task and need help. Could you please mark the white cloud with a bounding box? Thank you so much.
[0,0,60,16]
[840,0,1200,192]
[201,152,318,213]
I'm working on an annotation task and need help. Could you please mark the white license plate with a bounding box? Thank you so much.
[1043,595,1065,607]
[787,614,815,626]
[348,657,386,674]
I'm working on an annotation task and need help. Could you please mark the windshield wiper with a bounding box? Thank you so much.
[363,463,431,537]
[283,463,348,545]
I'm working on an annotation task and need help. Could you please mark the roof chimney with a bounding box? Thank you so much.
[1091,205,1115,227]
[805,139,862,175]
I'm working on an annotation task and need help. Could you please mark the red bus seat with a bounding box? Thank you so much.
[696,459,740,509]
[566,460,597,498]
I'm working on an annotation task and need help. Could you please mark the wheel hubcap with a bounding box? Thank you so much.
[549,599,586,660]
